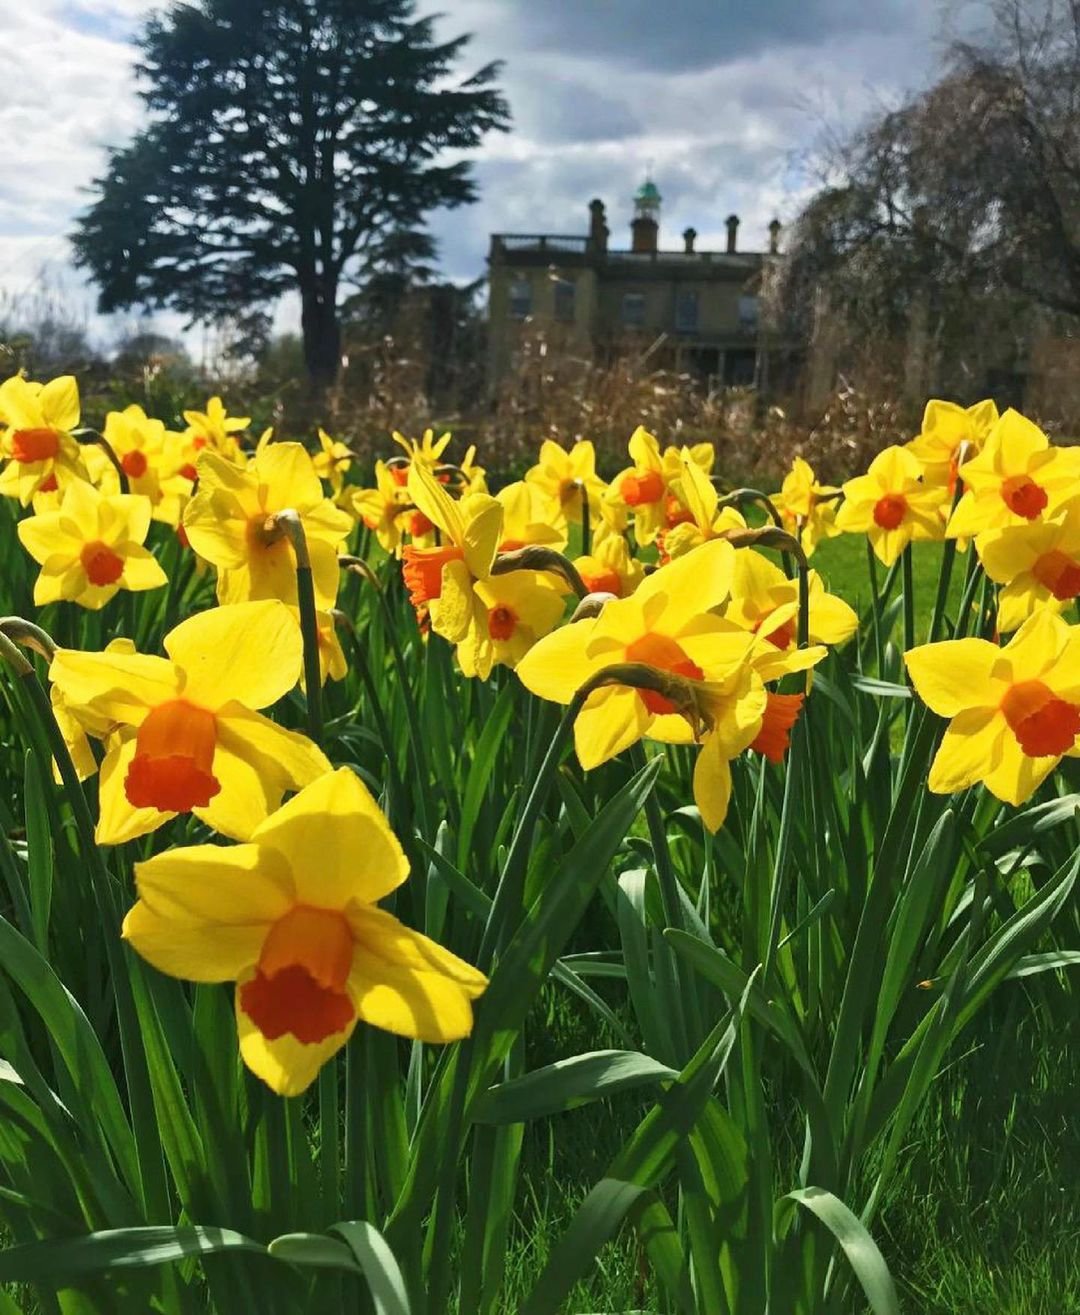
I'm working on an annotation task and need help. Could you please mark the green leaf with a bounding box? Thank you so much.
[1007,949,1080,978]
[330,1221,412,1315]
[474,1051,678,1125]
[267,1232,359,1272]
[781,1187,900,1315]
[0,1225,266,1284]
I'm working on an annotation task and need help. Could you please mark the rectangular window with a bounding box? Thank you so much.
[738,295,759,329]
[675,290,699,331]
[509,278,532,320]
[621,292,646,327]
[554,278,575,323]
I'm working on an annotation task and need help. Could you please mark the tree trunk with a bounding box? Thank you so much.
[300,282,341,395]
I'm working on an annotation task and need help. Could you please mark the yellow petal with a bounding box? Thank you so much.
[408,460,464,545]
[119,547,168,593]
[214,703,331,795]
[348,906,487,994]
[429,558,476,644]
[39,375,80,432]
[49,648,182,726]
[574,686,649,769]
[635,538,736,630]
[927,709,1005,794]
[693,735,734,832]
[461,495,503,579]
[255,443,323,512]
[515,618,600,703]
[982,728,1059,806]
[250,766,408,907]
[95,738,170,845]
[166,600,303,710]
[904,639,1000,716]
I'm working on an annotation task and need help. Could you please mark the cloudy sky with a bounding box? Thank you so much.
[0,0,975,350]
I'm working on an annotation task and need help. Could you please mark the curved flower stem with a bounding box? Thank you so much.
[269,510,323,743]
[491,546,588,599]
[77,430,129,495]
[0,617,57,665]
[716,486,785,529]
[579,484,591,557]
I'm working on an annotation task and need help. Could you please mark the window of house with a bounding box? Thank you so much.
[675,290,699,332]
[738,295,759,329]
[554,278,575,323]
[509,279,532,319]
[621,292,646,327]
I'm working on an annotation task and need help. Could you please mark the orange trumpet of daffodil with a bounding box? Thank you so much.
[573,525,644,599]
[835,445,947,565]
[945,410,1080,540]
[48,600,330,844]
[401,460,502,634]
[183,444,353,610]
[122,767,487,1096]
[17,481,168,610]
[0,374,88,505]
[905,610,1080,805]
[977,504,1080,633]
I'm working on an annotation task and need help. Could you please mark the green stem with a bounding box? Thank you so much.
[275,511,323,743]
[865,540,885,678]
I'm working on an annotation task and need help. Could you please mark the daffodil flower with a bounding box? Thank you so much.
[92,404,191,526]
[455,572,566,680]
[573,525,644,598]
[662,448,747,561]
[0,374,88,505]
[516,540,755,767]
[390,428,453,487]
[496,480,568,553]
[723,549,857,650]
[49,600,331,844]
[525,438,608,525]
[182,396,250,465]
[772,456,841,556]
[351,461,410,556]
[313,428,353,494]
[977,505,1080,632]
[906,397,999,496]
[401,460,503,635]
[905,610,1080,804]
[122,768,487,1096]
[945,411,1080,539]
[607,427,671,545]
[17,481,168,609]
[183,444,353,610]
[835,446,947,565]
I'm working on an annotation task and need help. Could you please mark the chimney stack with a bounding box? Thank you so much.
[588,198,609,255]
[725,214,740,254]
[631,215,659,254]
[768,218,782,255]
[682,226,697,254]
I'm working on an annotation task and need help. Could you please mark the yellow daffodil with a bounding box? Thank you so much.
[662,448,747,561]
[350,461,410,557]
[17,481,167,610]
[835,446,947,565]
[525,438,608,525]
[906,610,1080,805]
[183,444,353,610]
[607,427,671,545]
[90,404,190,527]
[182,396,250,465]
[49,600,330,844]
[977,506,1080,633]
[389,428,452,490]
[0,374,88,505]
[496,480,568,553]
[313,428,353,494]
[50,638,135,780]
[458,443,489,496]
[121,767,487,1096]
[401,460,502,635]
[945,410,1080,540]
[906,397,999,496]
[723,549,858,650]
[455,572,566,680]
[772,457,841,556]
[516,540,752,767]
[573,526,645,599]
[692,632,824,831]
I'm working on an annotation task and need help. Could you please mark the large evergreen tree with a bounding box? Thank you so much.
[71,0,508,390]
